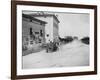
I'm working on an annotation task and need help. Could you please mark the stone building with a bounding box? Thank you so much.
[22,13,60,55]
[22,14,47,55]
[29,13,60,43]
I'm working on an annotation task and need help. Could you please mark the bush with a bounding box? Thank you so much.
[59,36,73,44]
[81,37,89,44]
[65,36,73,43]
[46,42,58,53]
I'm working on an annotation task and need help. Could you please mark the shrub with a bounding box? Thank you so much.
[46,42,58,53]
[65,36,73,43]
[81,37,89,44]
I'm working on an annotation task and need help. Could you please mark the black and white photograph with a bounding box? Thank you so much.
[11,1,97,79]
[22,11,90,69]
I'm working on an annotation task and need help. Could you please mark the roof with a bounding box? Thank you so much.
[22,14,47,24]
[27,14,60,23]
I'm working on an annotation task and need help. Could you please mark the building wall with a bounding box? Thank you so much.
[22,17,45,36]
[22,17,46,55]
[35,16,59,43]
[35,16,53,43]
[22,17,45,42]
[53,17,59,42]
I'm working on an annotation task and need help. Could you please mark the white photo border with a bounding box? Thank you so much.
[17,5,95,76]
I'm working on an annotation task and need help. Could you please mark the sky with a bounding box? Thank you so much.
[57,13,90,39]
[23,11,90,39]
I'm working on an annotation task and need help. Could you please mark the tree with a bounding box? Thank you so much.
[81,37,89,44]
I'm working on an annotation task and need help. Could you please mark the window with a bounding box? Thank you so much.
[47,34,49,37]
[30,27,32,35]
[35,32,39,34]
[40,30,43,37]
[30,40,33,44]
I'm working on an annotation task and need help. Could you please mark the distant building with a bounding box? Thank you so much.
[22,14,47,53]
[29,13,60,43]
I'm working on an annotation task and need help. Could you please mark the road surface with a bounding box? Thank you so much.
[22,40,89,69]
